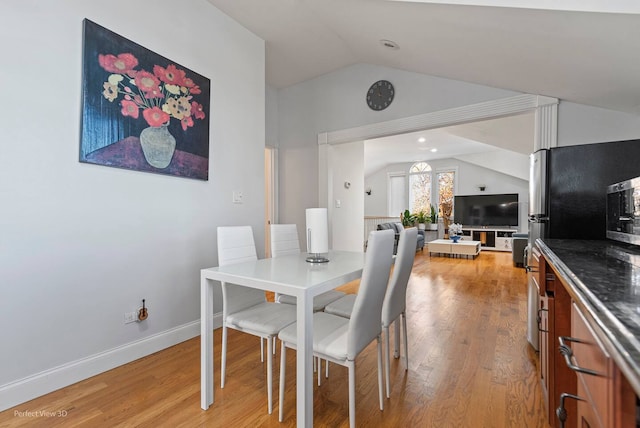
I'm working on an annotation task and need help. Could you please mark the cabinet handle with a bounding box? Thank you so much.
[556,392,584,428]
[558,336,602,376]
[537,308,548,333]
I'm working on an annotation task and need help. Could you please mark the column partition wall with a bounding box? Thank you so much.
[317,94,559,246]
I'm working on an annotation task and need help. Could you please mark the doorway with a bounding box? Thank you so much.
[264,147,277,257]
[318,94,559,250]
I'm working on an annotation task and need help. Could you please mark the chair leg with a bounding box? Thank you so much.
[273,337,277,355]
[325,359,329,378]
[402,313,409,370]
[377,336,384,410]
[348,361,356,428]
[317,358,321,386]
[221,325,228,388]
[261,338,265,363]
[279,342,286,422]
[267,336,273,414]
[393,319,401,359]
[384,326,391,398]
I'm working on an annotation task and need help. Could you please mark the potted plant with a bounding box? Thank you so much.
[401,210,416,228]
[415,211,428,230]
[428,205,438,230]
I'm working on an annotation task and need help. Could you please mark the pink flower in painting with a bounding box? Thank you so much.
[120,100,139,119]
[134,70,163,98]
[98,52,206,130]
[99,53,138,74]
[181,116,194,131]
[143,107,170,127]
[191,101,205,120]
[154,64,186,86]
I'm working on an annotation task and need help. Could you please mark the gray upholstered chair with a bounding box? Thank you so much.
[324,227,418,398]
[377,222,424,252]
[278,229,395,427]
[217,226,298,414]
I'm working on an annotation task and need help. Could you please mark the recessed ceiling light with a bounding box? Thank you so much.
[380,39,399,50]
[418,137,426,143]
[430,148,438,152]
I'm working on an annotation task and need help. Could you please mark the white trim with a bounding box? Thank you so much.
[385,0,640,15]
[322,94,558,145]
[534,102,558,151]
[0,314,223,411]
[320,94,557,217]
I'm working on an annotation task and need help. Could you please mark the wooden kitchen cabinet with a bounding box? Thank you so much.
[538,250,638,428]
[571,303,637,428]
[539,255,576,427]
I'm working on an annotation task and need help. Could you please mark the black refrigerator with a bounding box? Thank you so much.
[525,139,640,349]
[529,139,640,244]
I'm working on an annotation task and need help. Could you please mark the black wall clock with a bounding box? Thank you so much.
[366,80,394,111]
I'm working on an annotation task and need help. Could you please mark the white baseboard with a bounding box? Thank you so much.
[0,313,222,412]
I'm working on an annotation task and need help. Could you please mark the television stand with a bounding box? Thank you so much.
[458,227,516,252]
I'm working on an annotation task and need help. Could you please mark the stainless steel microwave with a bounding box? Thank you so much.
[606,176,640,245]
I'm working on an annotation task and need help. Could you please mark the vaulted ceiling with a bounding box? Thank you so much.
[207,1,640,177]
[208,0,640,115]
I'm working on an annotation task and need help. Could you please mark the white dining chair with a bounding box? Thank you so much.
[323,227,418,398]
[270,223,345,311]
[277,229,395,427]
[217,226,298,415]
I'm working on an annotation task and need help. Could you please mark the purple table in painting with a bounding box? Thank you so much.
[84,137,208,180]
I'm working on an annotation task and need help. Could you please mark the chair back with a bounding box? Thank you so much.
[217,226,265,314]
[270,224,301,257]
[381,227,417,328]
[347,229,395,360]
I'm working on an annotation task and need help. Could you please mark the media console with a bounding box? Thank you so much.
[458,227,516,252]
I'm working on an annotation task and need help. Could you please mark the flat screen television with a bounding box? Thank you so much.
[454,193,519,227]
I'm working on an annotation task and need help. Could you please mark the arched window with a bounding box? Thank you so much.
[409,161,431,214]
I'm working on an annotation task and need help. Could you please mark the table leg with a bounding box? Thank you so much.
[296,292,314,427]
[201,276,214,410]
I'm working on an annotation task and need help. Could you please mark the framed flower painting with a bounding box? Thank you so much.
[79,19,210,180]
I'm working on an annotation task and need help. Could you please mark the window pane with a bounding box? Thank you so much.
[437,171,455,217]
[388,175,406,217]
[409,163,431,213]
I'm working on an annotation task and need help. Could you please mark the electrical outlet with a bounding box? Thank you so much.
[124,311,137,324]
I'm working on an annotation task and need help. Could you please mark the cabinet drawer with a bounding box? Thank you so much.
[571,303,611,428]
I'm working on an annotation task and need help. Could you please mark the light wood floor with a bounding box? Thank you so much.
[0,251,548,427]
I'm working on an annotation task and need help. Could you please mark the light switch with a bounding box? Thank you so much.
[233,191,243,204]
[335,199,341,208]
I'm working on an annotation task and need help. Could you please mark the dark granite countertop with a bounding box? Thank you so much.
[537,238,640,396]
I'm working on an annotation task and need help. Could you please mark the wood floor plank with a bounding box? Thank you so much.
[0,250,549,427]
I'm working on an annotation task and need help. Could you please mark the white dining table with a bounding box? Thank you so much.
[200,250,366,427]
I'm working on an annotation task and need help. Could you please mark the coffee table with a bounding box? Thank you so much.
[428,239,481,259]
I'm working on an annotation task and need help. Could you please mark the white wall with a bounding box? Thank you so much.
[558,101,640,146]
[266,85,279,149]
[275,65,640,248]
[328,142,365,251]
[277,64,520,241]
[0,0,265,409]
[365,158,529,232]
